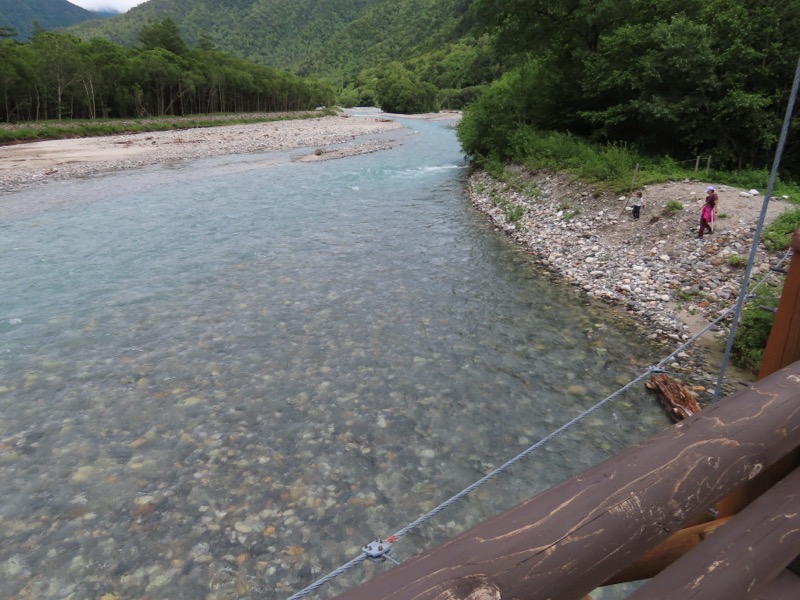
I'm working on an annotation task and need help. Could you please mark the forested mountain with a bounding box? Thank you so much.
[69,0,473,80]
[0,0,106,40]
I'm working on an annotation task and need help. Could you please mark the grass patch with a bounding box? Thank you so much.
[726,254,747,267]
[732,294,779,375]
[663,199,683,215]
[675,289,700,301]
[504,204,524,224]
[503,127,800,199]
[0,110,334,145]
[762,207,800,252]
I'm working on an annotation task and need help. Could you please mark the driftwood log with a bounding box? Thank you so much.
[645,373,702,421]
[333,362,800,600]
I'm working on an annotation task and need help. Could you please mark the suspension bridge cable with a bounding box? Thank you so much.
[713,53,800,401]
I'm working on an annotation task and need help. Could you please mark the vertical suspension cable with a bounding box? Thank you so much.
[713,54,800,402]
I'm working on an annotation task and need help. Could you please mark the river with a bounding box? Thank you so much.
[0,112,669,599]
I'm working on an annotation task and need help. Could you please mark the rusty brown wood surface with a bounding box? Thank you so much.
[626,466,800,599]
[602,516,732,586]
[716,448,800,518]
[759,228,800,379]
[333,363,800,600]
[646,373,702,421]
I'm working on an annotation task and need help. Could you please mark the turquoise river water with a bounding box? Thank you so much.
[0,113,669,599]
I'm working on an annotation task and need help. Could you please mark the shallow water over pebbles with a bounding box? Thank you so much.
[0,116,670,599]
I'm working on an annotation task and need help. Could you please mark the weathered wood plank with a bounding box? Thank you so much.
[626,466,800,599]
[333,362,800,600]
[601,516,732,586]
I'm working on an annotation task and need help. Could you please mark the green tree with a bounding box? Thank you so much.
[131,47,187,115]
[139,17,188,56]
[0,39,21,120]
[457,60,553,160]
[580,15,717,154]
[376,63,438,114]
[82,38,136,118]
[30,31,84,119]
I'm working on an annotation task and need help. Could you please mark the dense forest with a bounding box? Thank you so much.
[0,19,333,121]
[458,0,800,176]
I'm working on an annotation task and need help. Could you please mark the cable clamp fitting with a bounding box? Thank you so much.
[362,537,398,564]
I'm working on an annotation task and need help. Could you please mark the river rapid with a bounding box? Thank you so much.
[0,113,668,599]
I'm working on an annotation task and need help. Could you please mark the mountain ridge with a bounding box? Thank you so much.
[67,0,473,79]
[0,0,107,39]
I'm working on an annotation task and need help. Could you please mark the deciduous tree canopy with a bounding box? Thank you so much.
[0,20,334,122]
[463,0,800,175]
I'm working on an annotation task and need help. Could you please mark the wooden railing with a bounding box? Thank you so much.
[333,362,800,600]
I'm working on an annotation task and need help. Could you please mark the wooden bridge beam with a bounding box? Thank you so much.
[601,516,733,586]
[333,362,800,600]
[626,465,800,599]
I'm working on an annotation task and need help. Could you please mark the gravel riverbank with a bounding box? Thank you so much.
[0,113,403,193]
[466,166,793,397]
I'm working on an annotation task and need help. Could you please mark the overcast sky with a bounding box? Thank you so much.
[70,0,146,11]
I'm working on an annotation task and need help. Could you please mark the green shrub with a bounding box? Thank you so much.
[573,142,636,186]
[762,207,800,252]
[726,254,747,267]
[663,199,683,214]
[732,296,779,374]
[504,204,524,224]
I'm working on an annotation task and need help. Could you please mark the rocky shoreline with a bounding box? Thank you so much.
[466,166,791,397]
